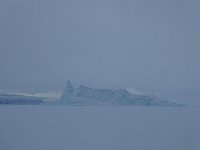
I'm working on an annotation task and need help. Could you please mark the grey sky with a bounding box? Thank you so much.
[0,0,200,92]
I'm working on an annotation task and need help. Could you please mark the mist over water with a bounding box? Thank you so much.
[0,1,200,149]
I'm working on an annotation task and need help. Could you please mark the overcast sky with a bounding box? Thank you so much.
[0,0,200,93]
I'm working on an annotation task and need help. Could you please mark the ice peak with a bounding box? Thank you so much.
[59,80,74,104]
[66,80,73,88]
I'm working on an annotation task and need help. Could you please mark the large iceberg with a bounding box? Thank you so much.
[58,81,183,106]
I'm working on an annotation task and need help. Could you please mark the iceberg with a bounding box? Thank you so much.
[58,81,183,106]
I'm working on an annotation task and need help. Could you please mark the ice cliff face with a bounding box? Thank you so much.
[58,81,183,106]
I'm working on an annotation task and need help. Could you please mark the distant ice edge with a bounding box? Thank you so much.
[0,80,184,106]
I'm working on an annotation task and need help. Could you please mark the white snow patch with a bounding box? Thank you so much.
[126,87,144,95]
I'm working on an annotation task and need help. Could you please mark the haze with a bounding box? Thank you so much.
[0,0,200,100]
